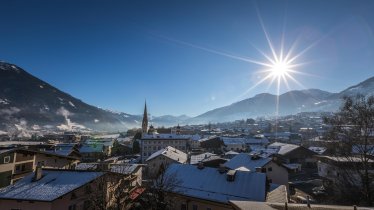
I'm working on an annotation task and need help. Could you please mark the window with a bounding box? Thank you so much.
[181,204,187,210]
[268,167,272,172]
[83,200,91,210]
[192,204,198,210]
[4,156,10,163]
[85,185,92,193]
[68,204,76,210]
[70,192,77,200]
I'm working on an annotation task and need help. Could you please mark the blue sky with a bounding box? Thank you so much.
[1,0,374,116]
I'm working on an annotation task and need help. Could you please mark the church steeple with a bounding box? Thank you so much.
[142,101,148,134]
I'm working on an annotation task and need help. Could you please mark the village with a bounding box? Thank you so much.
[0,102,372,210]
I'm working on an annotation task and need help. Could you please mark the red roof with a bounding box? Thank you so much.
[129,187,145,200]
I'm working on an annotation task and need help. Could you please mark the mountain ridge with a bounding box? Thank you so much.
[0,61,373,133]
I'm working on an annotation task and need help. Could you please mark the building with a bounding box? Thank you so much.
[34,150,80,169]
[317,155,374,187]
[79,144,105,162]
[199,136,225,154]
[142,101,148,135]
[163,164,267,210]
[268,142,317,168]
[0,168,106,210]
[140,134,191,162]
[190,152,217,165]
[110,164,144,187]
[0,149,35,187]
[224,153,289,187]
[0,149,79,188]
[145,146,187,177]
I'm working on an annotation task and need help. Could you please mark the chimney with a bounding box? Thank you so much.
[218,164,226,174]
[251,154,260,160]
[197,162,204,169]
[33,164,43,181]
[226,170,236,182]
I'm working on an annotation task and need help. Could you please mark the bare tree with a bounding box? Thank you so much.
[86,171,137,210]
[324,95,374,206]
[136,163,182,210]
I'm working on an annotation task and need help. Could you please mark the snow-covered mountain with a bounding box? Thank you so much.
[0,62,142,133]
[188,77,374,124]
[0,61,373,132]
[0,61,190,134]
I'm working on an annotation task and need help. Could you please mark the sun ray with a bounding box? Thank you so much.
[255,4,279,63]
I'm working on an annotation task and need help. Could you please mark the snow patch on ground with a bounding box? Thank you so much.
[0,98,10,105]
[32,125,41,130]
[0,107,20,115]
[68,101,76,108]
[94,119,99,123]
[314,100,327,105]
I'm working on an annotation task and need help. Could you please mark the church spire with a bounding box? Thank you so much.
[142,101,148,134]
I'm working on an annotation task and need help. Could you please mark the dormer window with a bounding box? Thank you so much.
[4,156,10,163]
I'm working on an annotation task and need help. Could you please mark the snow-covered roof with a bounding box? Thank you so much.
[244,137,269,145]
[145,146,187,163]
[221,137,245,145]
[318,155,374,163]
[225,150,239,155]
[352,145,374,155]
[85,139,114,147]
[224,153,271,171]
[164,164,266,203]
[110,164,141,175]
[268,142,300,155]
[75,163,98,170]
[308,146,327,155]
[0,169,105,201]
[0,141,45,146]
[266,184,288,203]
[79,144,104,153]
[190,152,217,165]
[235,166,250,171]
[142,134,191,140]
[0,149,14,155]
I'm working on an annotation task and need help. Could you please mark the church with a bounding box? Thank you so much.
[139,102,198,163]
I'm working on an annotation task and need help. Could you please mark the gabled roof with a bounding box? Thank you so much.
[110,164,142,175]
[79,144,104,153]
[266,184,288,203]
[224,153,271,171]
[0,148,14,155]
[145,146,187,163]
[164,164,266,203]
[308,146,327,155]
[0,169,105,201]
[268,142,300,155]
[190,152,217,164]
[75,163,99,170]
[225,150,240,155]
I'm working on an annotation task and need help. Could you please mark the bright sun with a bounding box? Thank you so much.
[270,61,290,77]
